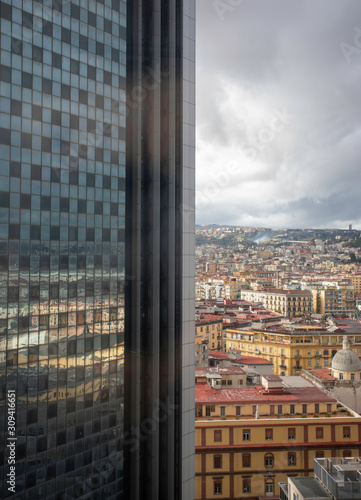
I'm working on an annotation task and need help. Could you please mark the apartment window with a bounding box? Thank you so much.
[214,455,222,469]
[316,451,324,459]
[243,478,251,493]
[238,379,243,386]
[324,350,329,356]
[288,428,296,440]
[265,453,274,467]
[214,430,222,442]
[243,429,250,441]
[277,405,283,415]
[343,426,351,438]
[290,404,295,415]
[293,494,299,500]
[307,350,311,355]
[227,380,232,386]
[214,481,222,495]
[206,405,215,416]
[351,373,355,381]
[302,404,307,414]
[265,481,274,495]
[222,380,226,386]
[340,373,344,380]
[265,429,273,441]
[220,407,225,417]
[324,360,328,367]
[270,405,275,415]
[343,450,352,458]
[327,404,332,413]
[281,349,285,356]
[252,405,257,415]
[315,404,319,414]
[242,453,251,467]
[307,360,311,367]
[288,453,296,466]
[236,406,241,416]
[316,427,323,439]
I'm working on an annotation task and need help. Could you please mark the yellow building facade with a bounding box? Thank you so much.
[197,320,224,350]
[225,327,361,376]
[263,289,313,317]
[345,274,361,294]
[195,379,361,499]
[311,286,355,314]
[224,282,244,300]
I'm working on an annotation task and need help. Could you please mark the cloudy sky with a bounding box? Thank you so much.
[196,0,361,229]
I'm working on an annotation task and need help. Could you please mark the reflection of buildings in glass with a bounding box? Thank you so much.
[0,0,195,498]
[0,0,126,495]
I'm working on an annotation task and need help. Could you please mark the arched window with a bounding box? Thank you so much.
[265,453,274,467]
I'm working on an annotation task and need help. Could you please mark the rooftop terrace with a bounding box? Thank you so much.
[314,457,361,499]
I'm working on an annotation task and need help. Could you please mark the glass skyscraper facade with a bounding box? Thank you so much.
[0,0,195,498]
[0,0,127,498]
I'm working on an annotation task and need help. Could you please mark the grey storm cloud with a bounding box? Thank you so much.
[196,0,361,229]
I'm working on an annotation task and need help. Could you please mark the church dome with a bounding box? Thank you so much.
[331,337,361,372]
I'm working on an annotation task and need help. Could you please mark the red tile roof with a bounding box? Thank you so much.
[195,383,336,404]
[207,351,228,359]
[303,368,335,382]
[238,355,273,365]
[208,351,272,365]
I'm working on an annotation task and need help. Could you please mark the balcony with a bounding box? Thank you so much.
[279,364,287,369]
[292,366,302,370]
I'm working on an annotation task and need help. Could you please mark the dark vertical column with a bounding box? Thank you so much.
[175,0,186,496]
[141,0,161,497]
[159,0,177,497]
[124,0,186,499]
[124,0,142,498]
[304,425,308,443]
[229,427,234,445]
[331,424,335,442]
